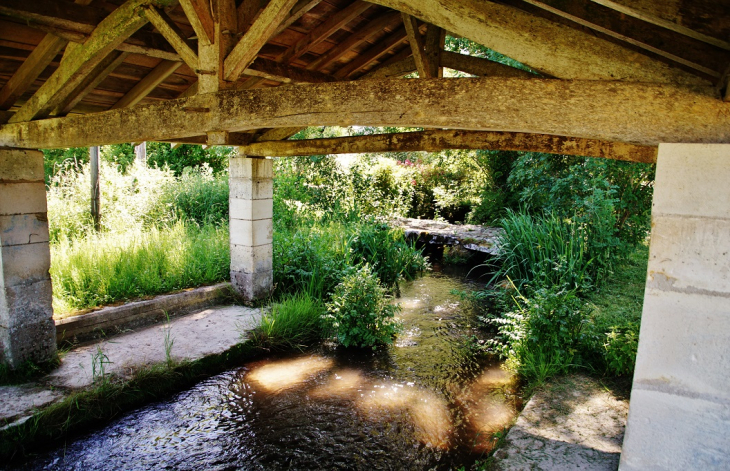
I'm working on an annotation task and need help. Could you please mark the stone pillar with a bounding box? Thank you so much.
[0,148,56,367]
[620,144,730,470]
[229,153,273,302]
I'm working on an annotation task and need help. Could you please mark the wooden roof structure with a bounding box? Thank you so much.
[0,0,728,162]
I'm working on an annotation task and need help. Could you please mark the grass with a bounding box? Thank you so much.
[248,292,326,351]
[51,222,230,316]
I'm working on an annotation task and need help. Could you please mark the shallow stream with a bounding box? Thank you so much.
[27,267,521,470]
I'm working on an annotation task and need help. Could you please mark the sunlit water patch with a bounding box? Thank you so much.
[23,270,521,470]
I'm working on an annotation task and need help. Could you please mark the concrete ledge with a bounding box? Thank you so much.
[55,283,234,345]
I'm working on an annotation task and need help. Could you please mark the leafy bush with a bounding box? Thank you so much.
[486,286,586,382]
[348,222,428,291]
[156,166,229,226]
[250,292,326,350]
[325,265,401,349]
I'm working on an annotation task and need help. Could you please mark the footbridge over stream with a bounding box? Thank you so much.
[1,0,729,467]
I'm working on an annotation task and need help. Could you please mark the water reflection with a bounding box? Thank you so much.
[21,271,521,470]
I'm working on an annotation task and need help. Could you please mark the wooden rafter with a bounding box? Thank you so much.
[0,35,67,110]
[518,0,724,78]
[237,130,658,163]
[224,0,300,82]
[440,51,537,78]
[179,0,214,46]
[366,0,710,85]
[402,14,431,78]
[112,60,182,109]
[334,27,408,79]
[1,78,727,148]
[143,5,199,71]
[244,58,336,83]
[424,24,444,78]
[9,0,151,123]
[307,11,402,71]
[360,55,415,79]
[589,0,730,51]
[53,51,130,116]
[274,0,323,36]
[277,1,371,64]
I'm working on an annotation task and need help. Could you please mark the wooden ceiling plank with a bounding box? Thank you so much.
[277,1,371,64]
[402,14,431,78]
[274,0,324,36]
[9,0,151,123]
[2,78,728,148]
[143,5,199,71]
[54,51,130,116]
[224,0,301,82]
[521,0,722,78]
[334,27,407,79]
[366,0,710,85]
[0,35,67,110]
[307,11,402,71]
[111,60,182,109]
[589,0,730,51]
[179,0,215,45]
[238,129,658,163]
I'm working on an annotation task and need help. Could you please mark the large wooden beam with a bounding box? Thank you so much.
[224,0,300,82]
[178,0,214,46]
[2,78,728,148]
[111,60,182,109]
[238,130,658,163]
[9,0,152,123]
[366,0,710,85]
[440,51,536,78]
[402,14,431,78]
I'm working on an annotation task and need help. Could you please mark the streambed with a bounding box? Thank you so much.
[25,267,521,470]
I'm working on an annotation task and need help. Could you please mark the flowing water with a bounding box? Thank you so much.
[26,267,521,470]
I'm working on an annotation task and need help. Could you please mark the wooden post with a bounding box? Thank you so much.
[134,141,147,165]
[90,145,100,231]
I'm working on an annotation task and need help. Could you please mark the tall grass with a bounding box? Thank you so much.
[51,222,229,315]
[497,211,597,291]
[248,292,326,350]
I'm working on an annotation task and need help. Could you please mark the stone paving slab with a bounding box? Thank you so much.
[0,304,262,426]
[493,375,629,471]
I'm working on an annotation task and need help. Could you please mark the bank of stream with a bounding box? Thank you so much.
[22,265,522,470]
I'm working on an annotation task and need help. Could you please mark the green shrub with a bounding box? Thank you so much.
[156,166,229,226]
[602,322,640,376]
[250,292,326,350]
[325,265,401,349]
[486,286,586,381]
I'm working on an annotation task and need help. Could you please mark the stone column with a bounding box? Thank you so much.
[620,144,730,470]
[0,148,56,367]
[229,153,273,302]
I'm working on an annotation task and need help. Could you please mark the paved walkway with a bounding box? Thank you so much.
[493,375,629,470]
[0,305,261,427]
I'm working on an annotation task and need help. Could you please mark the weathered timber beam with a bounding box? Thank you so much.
[365,0,710,85]
[53,51,130,116]
[589,0,730,51]
[424,24,444,78]
[277,1,371,64]
[143,5,198,71]
[179,0,214,45]
[361,56,415,79]
[9,0,152,123]
[224,0,300,82]
[244,58,336,83]
[402,14,431,78]
[518,0,723,78]
[2,78,728,148]
[237,130,658,163]
[307,11,402,71]
[112,60,182,109]
[440,51,537,78]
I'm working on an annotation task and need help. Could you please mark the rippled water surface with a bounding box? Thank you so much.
[26,268,521,470]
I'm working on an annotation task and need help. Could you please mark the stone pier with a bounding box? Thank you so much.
[229,154,273,302]
[0,148,56,366]
[620,144,730,469]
